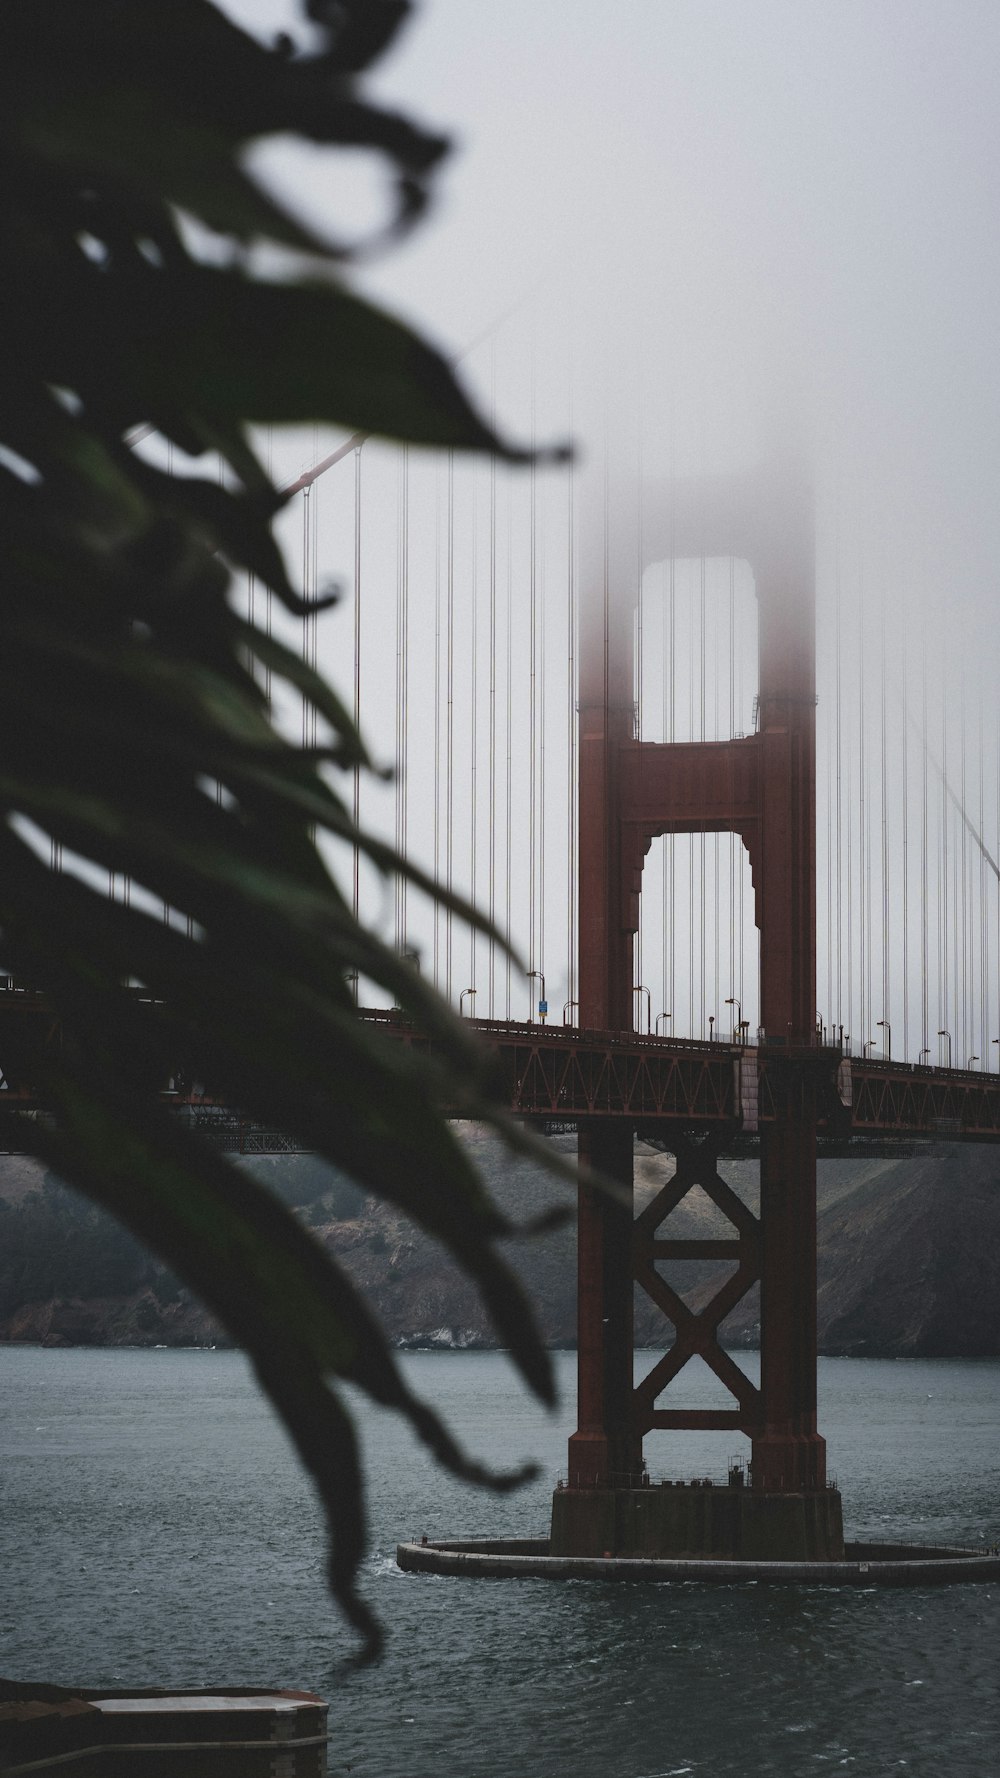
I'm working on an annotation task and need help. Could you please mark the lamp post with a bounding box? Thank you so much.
[708,1014,715,1042]
[862,1038,876,1057]
[527,969,547,1023]
[459,987,476,1017]
[725,996,742,1043]
[937,1029,952,1067]
[993,1036,1000,1070]
[655,1011,672,1036]
[562,999,579,1027]
[967,1054,979,1070]
[877,1019,891,1059]
[919,1048,931,1066]
[634,984,652,1034]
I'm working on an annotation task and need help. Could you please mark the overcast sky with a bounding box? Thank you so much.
[220,2,1000,1049]
[232,3,1000,494]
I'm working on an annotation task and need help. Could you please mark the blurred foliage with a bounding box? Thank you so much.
[0,0,568,1660]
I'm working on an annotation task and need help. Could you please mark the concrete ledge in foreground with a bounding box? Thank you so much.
[396,1537,1000,1587]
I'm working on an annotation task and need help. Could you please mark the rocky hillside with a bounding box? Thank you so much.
[1,1133,999,1356]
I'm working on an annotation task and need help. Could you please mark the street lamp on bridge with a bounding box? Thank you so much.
[877,1019,891,1058]
[725,996,742,1043]
[459,987,476,1017]
[967,1055,979,1069]
[634,985,652,1034]
[919,1048,931,1066]
[655,1011,672,1036]
[562,1000,578,1027]
[527,970,546,1023]
[993,1037,1000,1070]
[937,1029,952,1067]
[862,1038,876,1057]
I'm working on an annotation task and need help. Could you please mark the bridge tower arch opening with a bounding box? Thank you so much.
[553,467,843,1562]
[638,830,760,1043]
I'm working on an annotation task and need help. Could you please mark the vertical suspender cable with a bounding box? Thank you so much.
[901,599,909,1060]
[394,450,402,952]
[834,498,842,1030]
[921,598,929,1057]
[699,552,706,1035]
[683,561,693,1038]
[505,473,514,1018]
[566,371,577,1022]
[528,366,538,1007]
[708,561,715,1038]
[602,397,612,1027]
[539,453,546,1004]
[737,558,745,1016]
[880,568,889,1043]
[712,561,719,1026]
[941,634,949,1051]
[394,448,410,956]
[845,570,853,1049]
[729,555,736,1013]
[398,455,407,960]
[826,554,833,1032]
[953,664,960,1059]
[952,746,961,1053]
[634,382,644,1003]
[352,447,362,940]
[668,532,676,1028]
[446,451,455,1002]
[469,465,478,993]
[264,428,273,705]
[432,459,442,988]
[488,353,498,1017]
[301,488,310,751]
[311,452,319,742]
[979,688,986,1060]
[303,474,319,853]
[989,696,996,1052]
[858,565,867,1050]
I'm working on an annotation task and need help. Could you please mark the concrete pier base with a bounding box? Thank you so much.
[397,1536,1000,1587]
[550,1483,845,1561]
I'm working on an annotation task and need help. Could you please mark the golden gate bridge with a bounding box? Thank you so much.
[4,316,1000,1560]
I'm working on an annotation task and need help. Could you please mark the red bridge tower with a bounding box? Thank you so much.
[552,470,843,1560]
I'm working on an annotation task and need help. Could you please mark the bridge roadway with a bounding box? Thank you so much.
[1,985,999,1149]
[368,1009,1000,1147]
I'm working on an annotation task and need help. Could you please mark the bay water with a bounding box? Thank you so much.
[1,1346,998,1776]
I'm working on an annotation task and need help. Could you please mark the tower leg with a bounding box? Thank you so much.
[753,1085,827,1492]
[567,1120,638,1488]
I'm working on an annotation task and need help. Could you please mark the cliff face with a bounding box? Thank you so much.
[2,1135,999,1357]
[814,1143,1000,1356]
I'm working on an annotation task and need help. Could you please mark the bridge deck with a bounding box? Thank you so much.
[1,988,998,1148]
[369,1011,1000,1145]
